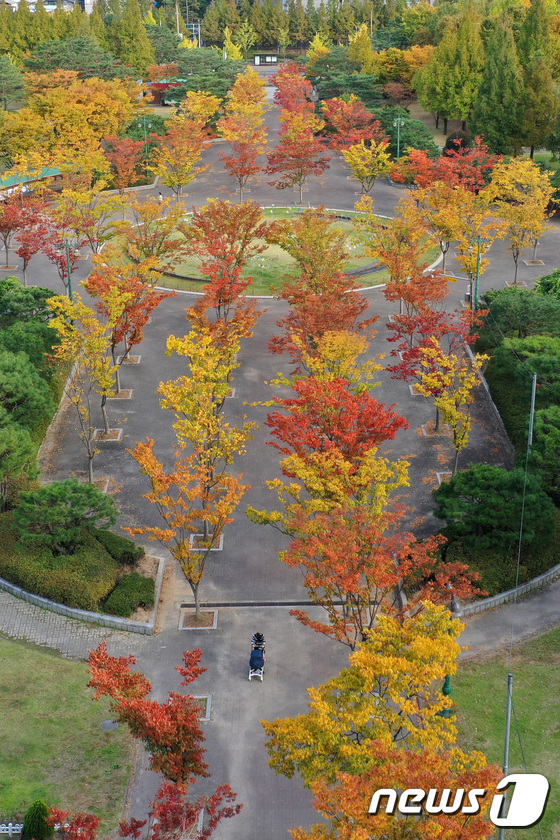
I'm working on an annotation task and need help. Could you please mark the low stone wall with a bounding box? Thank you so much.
[461,562,560,616]
[0,556,166,635]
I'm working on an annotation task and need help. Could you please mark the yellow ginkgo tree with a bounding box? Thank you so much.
[342,138,392,195]
[417,341,488,474]
[49,293,127,482]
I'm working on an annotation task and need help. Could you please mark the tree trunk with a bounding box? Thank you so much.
[452,446,460,476]
[4,244,8,267]
[435,405,440,432]
[115,364,121,394]
[435,114,440,129]
[443,117,448,135]
[88,453,94,484]
[533,239,539,261]
[101,395,110,434]
[22,262,28,287]
[192,581,200,620]
[530,146,534,160]
[513,250,519,285]
[461,120,466,131]
[441,242,450,273]
[299,182,304,204]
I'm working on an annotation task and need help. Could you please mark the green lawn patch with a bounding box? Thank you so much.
[0,638,133,833]
[454,627,560,838]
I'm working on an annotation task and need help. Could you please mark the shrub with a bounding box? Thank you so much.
[0,512,119,610]
[22,800,54,840]
[14,478,118,555]
[91,528,145,565]
[103,572,155,618]
[433,464,556,554]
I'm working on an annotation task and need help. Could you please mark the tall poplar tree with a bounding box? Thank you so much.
[10,0,35,60]
[470,15,525,154]
[31,0,54,45]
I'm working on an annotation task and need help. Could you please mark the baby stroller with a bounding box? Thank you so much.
[249,632,266,681]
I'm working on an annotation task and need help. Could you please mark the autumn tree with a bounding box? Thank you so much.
[483,158,554,280]
[88,642,211,783]
[417,342,488,474]
[85,256,174,392]
[266,110,330,204]
[0,194,25,268]
[111,195,191,272]
[356,194,429,315]
[218,67,268,201]
[48,294,122,481]
[452,188,503,305]
[342,139,392,195]
[128,316,255,615]
[150,118,209,199]
[321,95,385,149]
[262,603,500,840]
[415,181,462,272]
[266,208,374,366]
[13,198,49,286]
[50,182,124,254]
[185,199,273,334]
[273,61,315,113]
[102,135,145,194]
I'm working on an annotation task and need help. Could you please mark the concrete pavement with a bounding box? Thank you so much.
[3,85,560,838]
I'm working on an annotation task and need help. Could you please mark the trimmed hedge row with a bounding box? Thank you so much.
[103,572,155,617]
[0,513,151,614]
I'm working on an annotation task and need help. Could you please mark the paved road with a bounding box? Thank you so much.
[3,80,560,838]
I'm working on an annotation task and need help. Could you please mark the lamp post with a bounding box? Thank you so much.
[137,116,152,179]
[438,590,461,718]
[473,234,491,312]
[393,116,405,161]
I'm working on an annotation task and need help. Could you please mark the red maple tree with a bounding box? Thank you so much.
[321,96,386,149]
[272,62,315,113]
[103,135,145,194]
[266,112,330,204]
[266,376,408,463]
[87,642,209,785]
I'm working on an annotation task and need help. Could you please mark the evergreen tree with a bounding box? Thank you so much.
[522,58,560,156]
[90,1,111,49]
[305,0,318,34]
[66,0,91,38]
[288,0,308,47]
[224,0,241,32]
[0,55,23,111]
[32,0,54,45]
[10,0,35,60]
[415,23,455,132]
[52,0,72,40]
[249,1,267,46]
[202,1,224,43]
[470,15,525,154]
[0,3,13,55]
[22,801,54,840]
[114,0,155,73]
[518,0,550,66]
[449,0,485,123]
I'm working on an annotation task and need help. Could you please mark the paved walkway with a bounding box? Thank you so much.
[3,78,560,838]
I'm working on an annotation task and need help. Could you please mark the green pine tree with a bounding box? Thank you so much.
[470,15,525,153]
[202,0,223,44]
[518,0,550,65]
[114,0,155,73]
[249,0,267,46]
[66,1,91,37]
[0,55,23,110]
[22,801,54,840]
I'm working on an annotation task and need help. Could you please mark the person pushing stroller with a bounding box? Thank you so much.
[249,632,266,681]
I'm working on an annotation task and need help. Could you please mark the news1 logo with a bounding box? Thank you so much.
[368,774,550,828]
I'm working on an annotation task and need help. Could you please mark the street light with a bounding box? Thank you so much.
[55,239,79,302]
[473,234,491,312]
[393,116,405,161]
[438,588,461,718]
[137,116,152,179]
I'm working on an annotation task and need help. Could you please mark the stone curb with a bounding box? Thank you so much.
[461,562,560,616]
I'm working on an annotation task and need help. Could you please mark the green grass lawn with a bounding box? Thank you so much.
[151,207,439,294]
[454,628,560,838]
[0,637,133,833]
